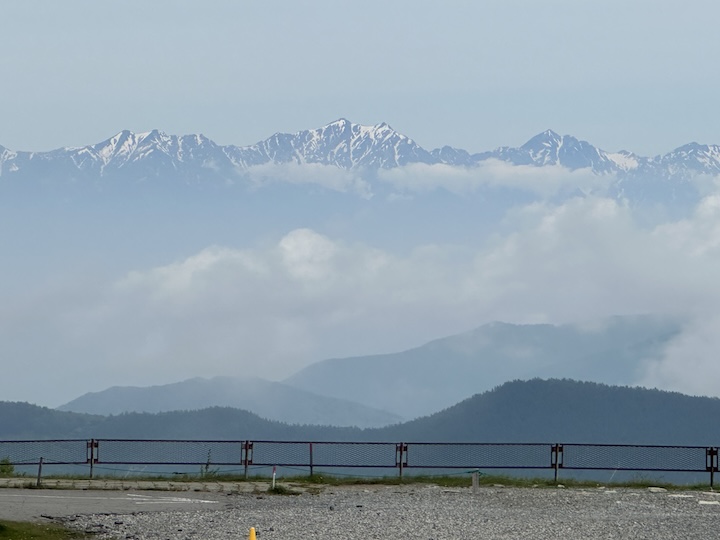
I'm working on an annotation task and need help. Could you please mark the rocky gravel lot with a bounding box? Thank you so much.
[61,484,720,540]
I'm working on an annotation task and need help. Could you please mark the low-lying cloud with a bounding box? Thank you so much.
[244,162,373,198]
[6,183,720,406]
[242,159,613,200]
[377,160,611,197]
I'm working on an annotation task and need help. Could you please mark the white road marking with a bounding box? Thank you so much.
[134,500,218,505]
[698,500,720,505]
[0,492,218,504]
[126,494,218,504]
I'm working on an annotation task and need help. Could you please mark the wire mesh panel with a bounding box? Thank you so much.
[311,442,398,468]
[406,443,550,470]
[249,442,398,468]
[251,441,311,467]
[563,444,708,472]
[0,440,88,465]
[95,440,245,465]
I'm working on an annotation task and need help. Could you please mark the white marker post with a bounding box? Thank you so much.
[272,466,276,489]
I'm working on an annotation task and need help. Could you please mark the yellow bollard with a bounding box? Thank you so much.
[248,527,257,540]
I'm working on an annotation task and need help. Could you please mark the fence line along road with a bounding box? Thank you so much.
[1,439,718,486]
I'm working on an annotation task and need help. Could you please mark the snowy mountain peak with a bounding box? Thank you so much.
[326,118,352,129]
[238,119,432,169]
[319,119,401,140]
[658,142,720,175]
[1,121,719,190]
[520,130,565,165]
[534,129,562,141]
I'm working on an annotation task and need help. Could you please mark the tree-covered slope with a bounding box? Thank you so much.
[3,379,719,446]
[382,379,720,445]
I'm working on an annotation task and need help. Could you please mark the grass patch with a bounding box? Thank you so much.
[280,472,712,491]
[0,520,89,540]
[267,484,300,495]
[15,471,713,492]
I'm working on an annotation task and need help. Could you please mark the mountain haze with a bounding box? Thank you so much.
[285,316,682,419]
[4,380,720,447]
[4,121,719,411]
[58,376,402,428]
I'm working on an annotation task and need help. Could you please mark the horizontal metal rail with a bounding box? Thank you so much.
[0,439,717,486]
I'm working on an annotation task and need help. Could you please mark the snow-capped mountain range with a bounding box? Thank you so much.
[1,118,719,186]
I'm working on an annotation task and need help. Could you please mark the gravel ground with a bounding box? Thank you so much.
[61,484,720,539]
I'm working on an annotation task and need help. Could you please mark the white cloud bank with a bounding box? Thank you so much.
[6,190,720,406]
[377,160,611,197]
[241,160,614,200]
[245,162,373,198]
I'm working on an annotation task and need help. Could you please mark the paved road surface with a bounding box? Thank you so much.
[0,488,227,522]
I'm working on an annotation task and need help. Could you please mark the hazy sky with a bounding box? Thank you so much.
[5,164,720,407]
[4,1,720,409]
[2,0,720,155]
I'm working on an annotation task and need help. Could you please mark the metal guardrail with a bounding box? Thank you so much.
[1,439,718,486]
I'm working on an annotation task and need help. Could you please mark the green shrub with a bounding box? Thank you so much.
[0,458,14,477]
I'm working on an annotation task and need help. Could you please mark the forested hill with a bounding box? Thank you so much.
[380,379,720,445]
[0,402,363,441]
[0,402,101,439]
[2,379,720,445]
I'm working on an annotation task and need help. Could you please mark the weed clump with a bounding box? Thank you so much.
[267,484,300,495]
[0,458,14,478]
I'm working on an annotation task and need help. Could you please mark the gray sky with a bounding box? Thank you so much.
[2,0,720,155]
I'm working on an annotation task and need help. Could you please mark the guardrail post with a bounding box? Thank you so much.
[551,444,563,482]
[396,443,408,479]
[243,441,253,479]
[706,447,718,488]
[36,457,43,487]
[309,442,314,477]
[87,439,98,479]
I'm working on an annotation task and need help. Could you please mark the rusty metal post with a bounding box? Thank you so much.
[243,441,253,480]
